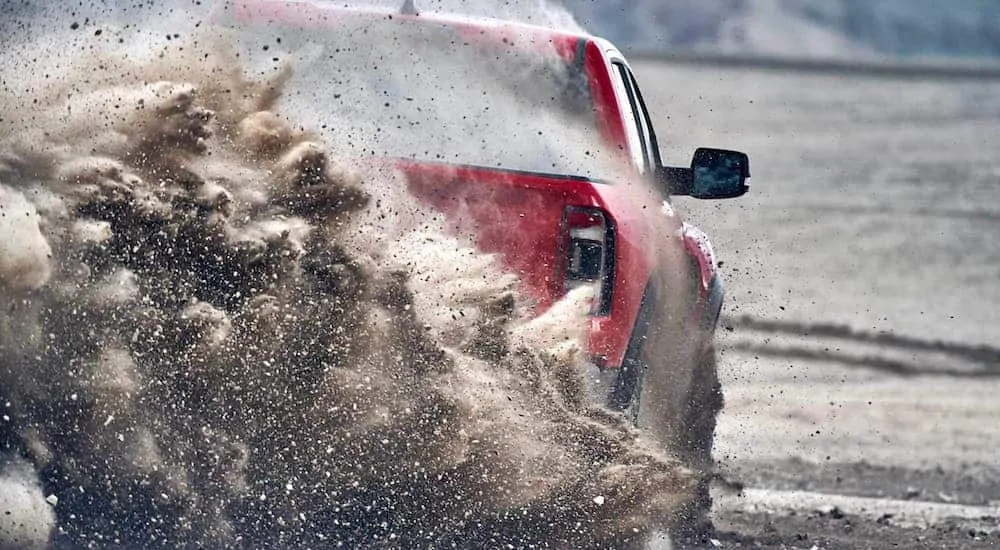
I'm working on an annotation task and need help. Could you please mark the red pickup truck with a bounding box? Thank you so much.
[227,0,750,533]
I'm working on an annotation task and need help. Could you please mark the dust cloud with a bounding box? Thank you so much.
[0,2,693,548]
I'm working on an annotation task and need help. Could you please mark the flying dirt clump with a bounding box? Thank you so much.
[0,186,51,292]
[0,33,693,548]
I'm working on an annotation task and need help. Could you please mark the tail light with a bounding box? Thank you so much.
[560,207,615,316]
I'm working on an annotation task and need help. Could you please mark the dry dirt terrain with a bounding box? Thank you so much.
[637,60,1000,548]
[1,13,998,547]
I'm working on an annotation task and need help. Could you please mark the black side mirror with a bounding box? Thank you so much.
[658,148,750,199]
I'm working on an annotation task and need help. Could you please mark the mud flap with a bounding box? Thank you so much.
[606,286,656,418]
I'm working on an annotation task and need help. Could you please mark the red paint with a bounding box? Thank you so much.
[224,0,722,369]
[584,40,629,158]
[396,160,651,368]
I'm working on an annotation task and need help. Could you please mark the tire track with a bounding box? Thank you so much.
[721,315,1000,378]
[715,488,1000,532]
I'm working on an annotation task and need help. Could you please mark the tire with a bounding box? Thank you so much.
[668,344,723,547]
[610,289,723,547]
[611,295,723,467]
[675,344,722,469]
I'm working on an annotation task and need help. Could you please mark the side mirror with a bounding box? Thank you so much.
[658,148,750,199]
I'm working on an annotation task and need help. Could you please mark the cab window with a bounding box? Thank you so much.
[609,61,647,173]
[612,61,662,174]
[624,67,663,171]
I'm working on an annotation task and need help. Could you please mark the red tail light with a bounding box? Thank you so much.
[560,207,615,316]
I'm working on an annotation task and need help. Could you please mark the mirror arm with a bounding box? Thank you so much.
[657,166,693,196]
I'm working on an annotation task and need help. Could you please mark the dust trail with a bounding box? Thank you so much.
[0,6,692,549]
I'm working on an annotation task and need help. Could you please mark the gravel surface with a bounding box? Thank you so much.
[636,61,1000,549]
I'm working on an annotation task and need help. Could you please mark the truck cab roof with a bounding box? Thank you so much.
[224,0,598,62]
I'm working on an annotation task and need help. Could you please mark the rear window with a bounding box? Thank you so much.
[240,17,616,179]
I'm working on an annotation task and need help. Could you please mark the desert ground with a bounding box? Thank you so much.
[638,60,1000,548]
[1,25,998,548]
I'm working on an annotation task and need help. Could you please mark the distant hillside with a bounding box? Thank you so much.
[561,0,1000,61]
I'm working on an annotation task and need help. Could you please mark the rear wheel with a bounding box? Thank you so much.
[668,344,722,547]
[610,291,723,546]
